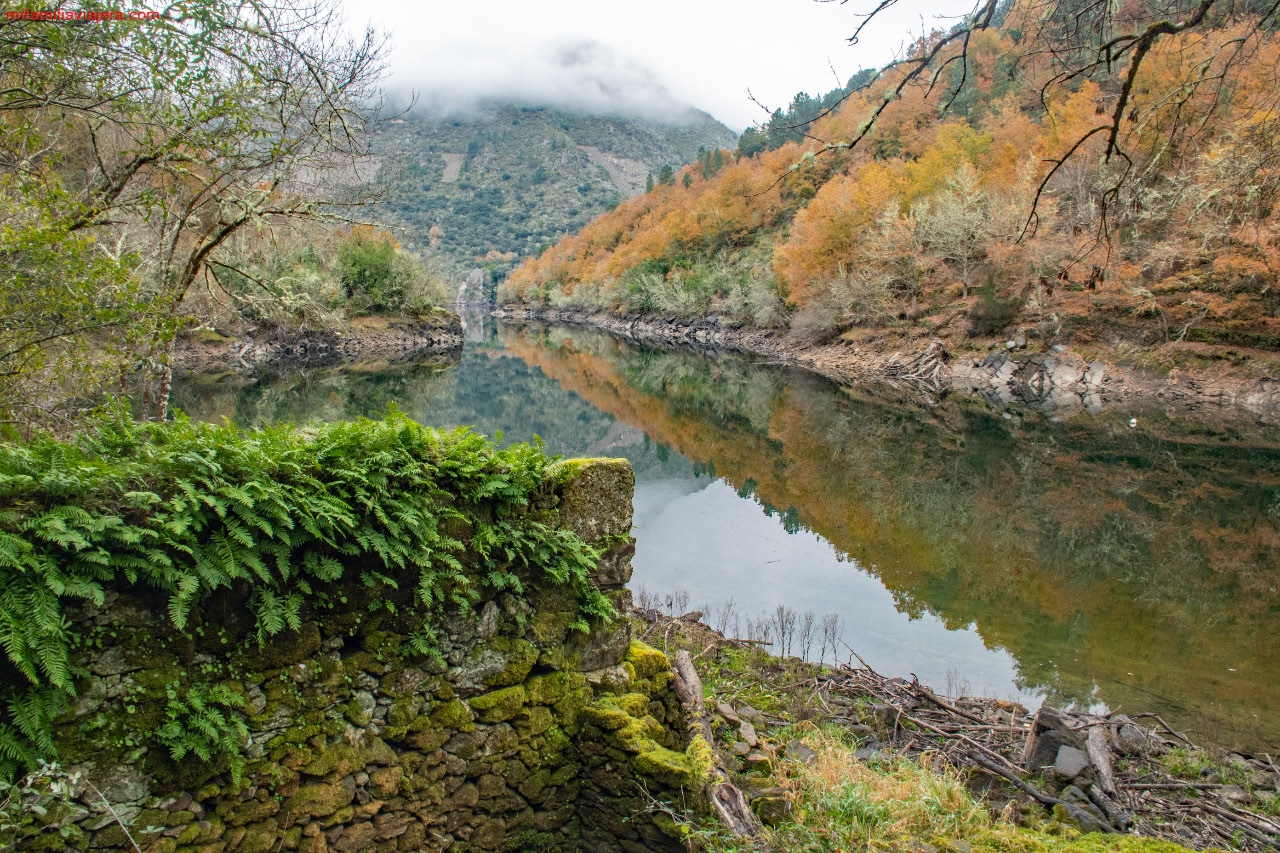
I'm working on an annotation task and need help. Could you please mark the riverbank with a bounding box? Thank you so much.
[640,605,1280,852]
[494,306,1280,422]
[172,311,463,374]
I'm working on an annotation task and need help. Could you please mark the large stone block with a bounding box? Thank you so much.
[549,458,635,543]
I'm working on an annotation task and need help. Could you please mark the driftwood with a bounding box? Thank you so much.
[647,607,1277,853]
[671,650,766,843]
[1086,719,1119,796]
[797,652,1275,852]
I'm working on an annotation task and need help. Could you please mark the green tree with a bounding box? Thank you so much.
[0,0,386,428]
[737,127,766,159]
[658,164,675,185]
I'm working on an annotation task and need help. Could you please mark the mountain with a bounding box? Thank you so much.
[367,102,737,294]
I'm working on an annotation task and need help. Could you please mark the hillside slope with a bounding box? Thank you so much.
[368,103,736,291]
[502,6,1280,378]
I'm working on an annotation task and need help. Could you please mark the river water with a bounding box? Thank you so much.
[173,319,1280,754]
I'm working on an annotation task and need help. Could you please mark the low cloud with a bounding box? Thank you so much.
[388,38,699,122]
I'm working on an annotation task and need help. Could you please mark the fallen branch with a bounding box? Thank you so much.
[671,650,767,845]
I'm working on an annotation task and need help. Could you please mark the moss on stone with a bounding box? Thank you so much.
[234,622,321,671]
[300,736,394,777]
[281,778,355,820]
[635,735,715,790]
[527,586,579,645]
[483,637,539,687]
[547,458,635,543]
[467,684,528,724]
[429,697,474,730]
[625,640,669,679]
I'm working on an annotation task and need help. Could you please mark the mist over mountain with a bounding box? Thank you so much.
[387,39,702,124]
[368,98,736,294]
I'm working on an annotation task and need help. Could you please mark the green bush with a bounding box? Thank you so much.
[967,282,1021,337]
[337,231,449,314]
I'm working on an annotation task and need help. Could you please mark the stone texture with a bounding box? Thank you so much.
[23,457,706,853]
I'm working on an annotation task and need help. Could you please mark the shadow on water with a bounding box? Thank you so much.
[173,321,1280,753]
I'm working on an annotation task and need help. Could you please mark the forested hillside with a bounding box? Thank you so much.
[504,1,1280,359]
[369,103,737,290]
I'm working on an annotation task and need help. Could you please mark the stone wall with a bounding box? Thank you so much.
[19,460,704,853]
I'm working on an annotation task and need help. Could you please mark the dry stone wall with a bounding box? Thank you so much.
[20,460,704,853]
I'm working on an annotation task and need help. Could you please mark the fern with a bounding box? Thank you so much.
[0,411,610,779]
[156,682,249,785]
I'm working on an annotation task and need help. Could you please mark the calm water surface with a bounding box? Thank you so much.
[173,319,1280,753]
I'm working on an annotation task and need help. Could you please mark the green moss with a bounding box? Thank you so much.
[634,739,707,788]
[300,736,395,777]
[527,586,579,645]
[281,779,355,820]
[625,640,668,679]
[484,637,540,687]
[429,697,475,730]
[467,684,529,723]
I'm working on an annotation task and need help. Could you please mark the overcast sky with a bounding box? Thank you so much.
[342,0,977,131]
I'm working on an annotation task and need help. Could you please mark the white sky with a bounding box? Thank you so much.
[342,0,978,131]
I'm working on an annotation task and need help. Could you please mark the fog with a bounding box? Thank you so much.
[348,0,978,130]
[388,39,698,124]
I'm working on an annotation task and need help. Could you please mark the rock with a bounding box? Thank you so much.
[592,539,636,588]
[1023,706,1083,772]
[1219,785,1252,805]
[731,741,752,757]
[785,741,817,765]
[737,704,765,725]
[738,721,759,748]
[476,601,500,639]
[1053,746,1091,780]
[549,458,635,543]
[1249,770,1279,790]
[1115,721,1155,754]
[854,745,882,762]
[751,796,791,826]
[91,646,140,677]
[583,664,632,692]
[744,751,773,773]
[716,702,741,725]
[1057,785,1110,833]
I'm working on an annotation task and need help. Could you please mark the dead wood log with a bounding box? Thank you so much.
[671,650,767,843]
[1086,720,1119,796]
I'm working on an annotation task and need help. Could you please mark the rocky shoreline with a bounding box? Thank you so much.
[172,314,464,374]
[494,306,1280,422]
[641,604,1280,851]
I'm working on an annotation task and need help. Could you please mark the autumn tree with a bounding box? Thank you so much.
[918,165,991,298]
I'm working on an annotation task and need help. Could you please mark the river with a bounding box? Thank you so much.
[172,317,1280,754]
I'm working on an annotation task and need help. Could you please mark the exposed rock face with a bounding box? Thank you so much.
[495,305,1280,421]
[173,314,463,374]
[22,460,703,852]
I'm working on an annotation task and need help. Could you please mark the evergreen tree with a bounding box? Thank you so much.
[737,128,765,159]
[646,173,655,193]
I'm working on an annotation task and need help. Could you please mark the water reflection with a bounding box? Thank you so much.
[172,322,1280,752]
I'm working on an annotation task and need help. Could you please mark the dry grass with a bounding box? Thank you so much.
[780,727,992,847]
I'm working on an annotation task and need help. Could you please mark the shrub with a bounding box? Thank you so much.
[967,282,1021,337]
